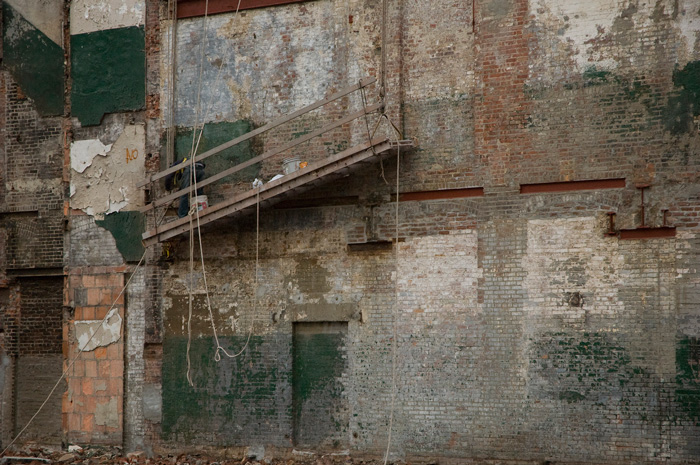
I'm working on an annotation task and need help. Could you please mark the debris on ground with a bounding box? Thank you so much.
[0,447,410,465]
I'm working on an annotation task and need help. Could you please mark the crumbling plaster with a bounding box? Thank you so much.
[5,0,63,45]
[166,2,369,128]
[74,309,123,352]
[70,124,146,216]
[531,0,700,76]
[71,0,145,35]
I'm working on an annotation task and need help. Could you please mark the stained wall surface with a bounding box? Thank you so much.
[152,0,700,462]
[0,0,699,462]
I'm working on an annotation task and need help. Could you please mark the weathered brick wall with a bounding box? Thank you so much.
[143,0,700,462]
[11,277,63,445]
[0,0,67,446]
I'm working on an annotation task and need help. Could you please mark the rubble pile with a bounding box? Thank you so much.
[0,448,403,465]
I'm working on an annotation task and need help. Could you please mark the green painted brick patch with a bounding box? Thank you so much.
[95,211,145,262]
[2,2,63,116]
[71,26,146,126]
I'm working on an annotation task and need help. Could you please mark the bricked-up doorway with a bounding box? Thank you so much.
[292,322,348,449]
[13,277,64,445]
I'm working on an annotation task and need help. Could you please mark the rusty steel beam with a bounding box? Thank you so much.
[520,178,626,194]
[177,0,307,18]
[396,187,484,202]
[619,227,676,240]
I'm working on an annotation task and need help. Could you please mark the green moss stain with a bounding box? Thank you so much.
[559,390,585,403]
[664,61,700,134]
[532,332,647,408]
[292,322,348,448]
[582,66,612,86]
[174,120,259,185]
[71,26,146,126]
[95,211,145,262]
[161,335,289,441]
[675,337,700,423]
[2,2,63,116]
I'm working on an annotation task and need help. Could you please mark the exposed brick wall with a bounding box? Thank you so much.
[0,0,695,460]
[64,270,125,445]
[16,277,63,355]
[3,77,63,213]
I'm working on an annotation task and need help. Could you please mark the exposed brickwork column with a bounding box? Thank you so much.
[64,268,125,445]
[474,0,536,189]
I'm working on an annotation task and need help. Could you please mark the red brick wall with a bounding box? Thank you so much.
[64,268,125,445]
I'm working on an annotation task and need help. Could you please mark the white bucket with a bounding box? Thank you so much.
[190,195,208,212]
[282,157,300,175]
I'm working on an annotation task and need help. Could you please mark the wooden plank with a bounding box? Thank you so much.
[137,76,377,188]
[142,138,393,245]
[144,137,386,239]
[140,101,383,212]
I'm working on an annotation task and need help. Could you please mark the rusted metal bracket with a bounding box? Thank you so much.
[636,184,650,228]
[605,212,617,236]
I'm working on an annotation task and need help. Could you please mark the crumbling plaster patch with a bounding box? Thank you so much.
[5,0,63,45]
[70,124,145,216]
[95,397,120,427]
[74,309,122,352]
[532,0,700,73]
[71,139,112,173]
[71,0,144,35]
[170,3,342,127]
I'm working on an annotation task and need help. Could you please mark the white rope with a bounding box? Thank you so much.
[181,0,252,379]
[383,118,402,465]
[198,183,259,361]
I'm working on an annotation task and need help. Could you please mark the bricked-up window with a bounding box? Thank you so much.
[177,0,313,19]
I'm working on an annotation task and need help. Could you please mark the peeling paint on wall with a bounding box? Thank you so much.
[170,4,344,127]
[531,0,700,77]
[95,211,146,262]
[524,216,623,325]
[70,124,146,216]
[71,25,145,126]
[70,139,112,173]
[2,1,63,116]
[71,0,145,35]
[74,309,122,352]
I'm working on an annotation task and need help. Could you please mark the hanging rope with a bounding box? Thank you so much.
[184,183,261,384]
[383,116,402,465]
[380,0,388,101]
[181,0,252,387]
